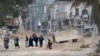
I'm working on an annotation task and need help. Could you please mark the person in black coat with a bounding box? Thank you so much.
[32,33,38,47]
[47,39,52,50]
[4,36,9,49]
[29,36,33,47]
[14,37,20,48]
[39,35,44,47]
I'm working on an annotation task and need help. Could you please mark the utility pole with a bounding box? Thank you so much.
[29,5,32,32]
[36,0,39,32]
[48,4,54,36]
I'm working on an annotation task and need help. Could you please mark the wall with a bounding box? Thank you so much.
[71,3,92,18]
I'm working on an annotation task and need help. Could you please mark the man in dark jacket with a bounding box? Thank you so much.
[32,33,38,47]
[29,36,33,47]
[47,39,52,50]
[39,35,44,47]
[33,36,38,47]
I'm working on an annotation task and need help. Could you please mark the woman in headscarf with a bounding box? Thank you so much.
[4,36,9,49]
[25,36,29,47]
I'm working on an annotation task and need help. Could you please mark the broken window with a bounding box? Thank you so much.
[75,8,79,16]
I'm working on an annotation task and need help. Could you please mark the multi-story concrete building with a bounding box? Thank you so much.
[70,3,98,33]
[28,0,55,35]
[28,0,98,35]
[48,1,74,31]
[49,0,98,33]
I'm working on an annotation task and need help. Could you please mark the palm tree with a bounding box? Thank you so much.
[71,0,100,34]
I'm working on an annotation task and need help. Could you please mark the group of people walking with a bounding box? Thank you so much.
[3,33,53,50]
[25,33,44,47]
[3,36,20,49]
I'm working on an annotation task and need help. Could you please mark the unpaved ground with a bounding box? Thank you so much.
[0,29,97,56]
[0,37,96,56]
[0,50,93,56]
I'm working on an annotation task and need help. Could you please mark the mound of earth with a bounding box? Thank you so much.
[53,29,82,42]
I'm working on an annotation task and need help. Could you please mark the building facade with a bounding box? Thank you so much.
[70,3,98,33]
[28,0,55,35]
[50,0,97,33]
[28,0,98,35]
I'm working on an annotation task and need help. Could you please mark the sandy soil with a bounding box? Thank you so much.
[0,29,97,56]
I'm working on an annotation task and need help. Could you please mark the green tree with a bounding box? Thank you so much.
[0,0,34,18]
[71,0,100,33]
[0,0,34,27]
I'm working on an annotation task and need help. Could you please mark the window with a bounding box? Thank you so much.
[56,9,58,12]
[70,12,72,17]
[75,8,79,16]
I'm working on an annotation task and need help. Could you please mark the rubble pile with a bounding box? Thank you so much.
[54,29,82,42]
